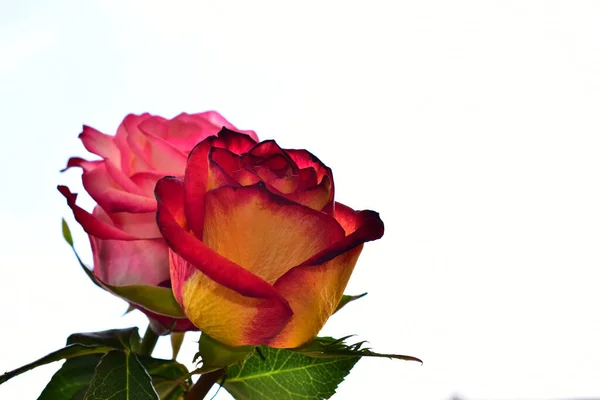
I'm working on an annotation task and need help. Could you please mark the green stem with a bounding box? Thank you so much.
[185,369,225,400]
[139,326,159,357]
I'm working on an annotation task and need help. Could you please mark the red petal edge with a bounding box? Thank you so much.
[57,185,139,241]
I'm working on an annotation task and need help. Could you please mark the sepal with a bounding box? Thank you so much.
[62,219,186,319]
[195,333,254,371]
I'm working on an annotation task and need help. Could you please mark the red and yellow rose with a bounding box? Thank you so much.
[155,128,384,348]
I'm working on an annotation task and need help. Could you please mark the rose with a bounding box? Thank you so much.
[59,112,257,332]
[155,128,384,347]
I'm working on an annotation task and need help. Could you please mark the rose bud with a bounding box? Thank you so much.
[156,128,384,348]
[59,112,257,333]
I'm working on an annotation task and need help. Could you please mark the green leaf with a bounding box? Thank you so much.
[196,333,254,370]
[38,355,103,400]
[223,346,359,400]
[61,220,185,318]
[0,328,143,386]
[0,344,115,385]
[84,350,158,400]
[334,293,367,314]
[138,356,191,400]
[294,336,423,363]
[40,353,191,400]
[68,328,141,351]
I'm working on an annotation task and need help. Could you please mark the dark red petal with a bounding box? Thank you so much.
[208,147,243,189]
[297,167,318,190]
[286,149,331,180]
[299,206,384,268]
[246,140,298,175]
[184,129,258,237]
[183,137,216,237]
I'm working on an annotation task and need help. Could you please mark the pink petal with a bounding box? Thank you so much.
[58,186,138,240]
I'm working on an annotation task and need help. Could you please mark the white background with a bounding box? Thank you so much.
[1,1,600,399]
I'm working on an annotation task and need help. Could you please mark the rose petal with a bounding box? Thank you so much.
[81,162,157,213]
[286,149,332,184]
[136,116,169,140]
[268,205,384,348]
[285,174,332,211]
[184,129,257,237]
[91,236,169,287]
[208,147,243,189]
[127,120,188,175]
[155,177,292,346]
[246,140,298,178]
[104,161,145,196]
[58,186,139,240]
[79,125,121,163]
[182,111,259,142]
[103,209,162,239]
[268,246,363,348]
[61,157,101,173]
[130,171,171,197]
[286,149,335,213]
[297,167,318,190]
[157,177,288,298]
[173,253,291,346]
[115,114,154,175]
[203,183,345,285]
[161,113,222,152]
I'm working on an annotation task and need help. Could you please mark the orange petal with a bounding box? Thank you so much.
[286,174,332,211]
[202,183,345,285]
[269,206,384,348]
[175,253,291,346]
[268,245,363,348]
[156,177,292,346]
[182,183,346,346]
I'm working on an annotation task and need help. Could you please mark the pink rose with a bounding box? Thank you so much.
[59,112,257,332]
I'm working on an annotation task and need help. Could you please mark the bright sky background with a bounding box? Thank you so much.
[2,1,600,399]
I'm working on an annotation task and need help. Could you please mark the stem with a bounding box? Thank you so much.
[185,369,225,400]
[139,326,160,357]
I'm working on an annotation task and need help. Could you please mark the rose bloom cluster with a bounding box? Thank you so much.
[59,112,383,348]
